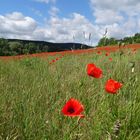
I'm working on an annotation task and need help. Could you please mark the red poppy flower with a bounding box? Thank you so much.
[87,63,102,78]
[55,58,59,61]
[109,58,112,61]
[105,79,123,94]
[62,98,84,118]
[52,59,56,62]
[105,52,109,56]
[97,51,101,54]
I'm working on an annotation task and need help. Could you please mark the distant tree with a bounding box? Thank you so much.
[97,37,107,47]
[44,45,49,52]
[133,33,140,43]
[0,38,8,47]
[40,45,48,52]
[26,43,39,53]
[134,33,140,37]
[108,37,118,45]
[8,41,23,55]
[97,37,118,47]
[122,37,133,44]
[0,38,10,55]
[97,33,140,47]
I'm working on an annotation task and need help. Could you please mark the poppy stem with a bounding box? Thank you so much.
[69,117,81,135]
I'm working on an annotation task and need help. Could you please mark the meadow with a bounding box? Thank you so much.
[0,46,140,140]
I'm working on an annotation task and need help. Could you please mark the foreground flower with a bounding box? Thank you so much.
[105,79,123,94]
[87,63,102,78]
[62,98,84,117]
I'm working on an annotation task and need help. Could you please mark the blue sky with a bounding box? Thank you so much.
[0,0,140,45]
[0,0,93,23]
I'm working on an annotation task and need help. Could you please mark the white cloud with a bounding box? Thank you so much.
[90,0,140,23]
[90,0,140,11]
[33,13,100,45]
[98,16,140,40]
[94,9,124,24]
[89,0,140,41]
[0,12,37,39]
[48,6,59,17]
[6,12,25,20]
[0,12,100,45]
[31,8,43,17]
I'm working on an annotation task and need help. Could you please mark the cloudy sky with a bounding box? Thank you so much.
[0,0,140,45]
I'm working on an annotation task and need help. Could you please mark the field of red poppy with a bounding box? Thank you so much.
[0,44,140,60]
[0,44,140,140]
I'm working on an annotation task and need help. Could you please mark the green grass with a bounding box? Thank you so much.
[0,49,140,140]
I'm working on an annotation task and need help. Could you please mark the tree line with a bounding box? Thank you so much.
[97,33,140,47]
[0,39,90,56]
[0,39,49,56]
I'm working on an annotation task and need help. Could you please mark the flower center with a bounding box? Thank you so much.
[67,107,75,113]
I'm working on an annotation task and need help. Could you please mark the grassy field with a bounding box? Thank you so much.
[0,48,140,140]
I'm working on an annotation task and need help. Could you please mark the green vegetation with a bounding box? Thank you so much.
[0,39,90,56]
[0,33,140,56]
[97,33,140,47]
[0,38,48,56]
[0,49,140,140]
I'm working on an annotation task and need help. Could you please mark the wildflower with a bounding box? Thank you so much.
[105,79,123,94]
[52,59,56,62]
[62,98,84,118]
[87,63,102,78]
[49,59,56,64]
[105,52,109,56]
[131,67,135,73]
[97,51,101,54]
[109,58,112,61]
